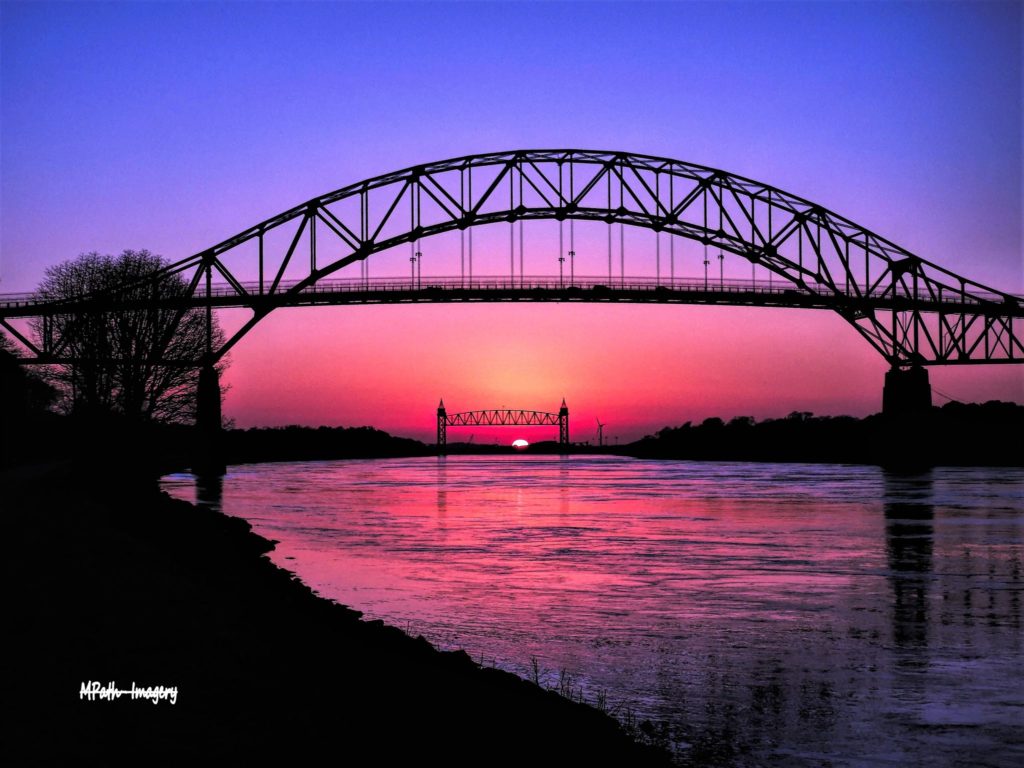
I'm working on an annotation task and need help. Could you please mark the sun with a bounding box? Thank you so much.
[512,439,529,449]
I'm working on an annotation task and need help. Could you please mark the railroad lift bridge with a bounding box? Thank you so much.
[436,399,570,452]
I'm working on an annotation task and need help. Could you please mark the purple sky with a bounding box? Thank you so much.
[2,1,1021,440]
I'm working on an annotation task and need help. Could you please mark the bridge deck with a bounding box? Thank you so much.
[1,276,1019,318]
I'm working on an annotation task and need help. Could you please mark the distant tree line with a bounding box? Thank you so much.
[221,425,430,463]
[628,403,1024,467]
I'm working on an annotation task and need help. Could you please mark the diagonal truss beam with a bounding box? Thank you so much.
[4,149,1020,368]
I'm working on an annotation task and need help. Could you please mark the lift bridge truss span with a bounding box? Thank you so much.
[436,400,570,451]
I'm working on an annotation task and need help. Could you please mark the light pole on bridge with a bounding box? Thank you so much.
[569,219,575,286]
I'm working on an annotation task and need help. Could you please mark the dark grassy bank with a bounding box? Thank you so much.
[624,401,1024,467]
[5,462,672,766]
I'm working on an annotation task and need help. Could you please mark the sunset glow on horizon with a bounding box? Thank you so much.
[2,2,1021,440]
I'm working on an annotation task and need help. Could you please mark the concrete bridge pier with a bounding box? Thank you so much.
[194,362,226,475]
[882,365,932,418]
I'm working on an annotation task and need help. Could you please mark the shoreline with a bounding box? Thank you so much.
[208,449,1024,470]
[209,401,1024,470]
[6,461,672,765]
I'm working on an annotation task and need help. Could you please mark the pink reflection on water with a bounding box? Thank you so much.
[163,457,1024,765]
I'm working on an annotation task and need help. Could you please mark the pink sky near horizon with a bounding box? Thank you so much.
[2,2,1021,442]
[218,300,1023,444]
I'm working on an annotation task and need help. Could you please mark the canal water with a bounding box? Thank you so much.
[161,456,1024,766]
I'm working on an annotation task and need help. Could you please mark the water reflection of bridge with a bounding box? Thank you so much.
[884,471,936,657]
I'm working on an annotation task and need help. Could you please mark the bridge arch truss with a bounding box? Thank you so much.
[2,149,1021,369]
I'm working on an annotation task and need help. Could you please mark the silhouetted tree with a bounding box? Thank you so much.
[29,250,225,423]
[786,410,814,421]
[728,416,755,428]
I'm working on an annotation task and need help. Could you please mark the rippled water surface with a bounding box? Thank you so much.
[162,457,1024,766]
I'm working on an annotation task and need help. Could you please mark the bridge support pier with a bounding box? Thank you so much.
[882,365,932,418]
[194,363,226,475]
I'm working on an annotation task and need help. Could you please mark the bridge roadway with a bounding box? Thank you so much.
[2,275,1019,317]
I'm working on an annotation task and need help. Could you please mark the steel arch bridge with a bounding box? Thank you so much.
[1,149,1021,421]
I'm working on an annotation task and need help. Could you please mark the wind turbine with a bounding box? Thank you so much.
[596,418,605,447]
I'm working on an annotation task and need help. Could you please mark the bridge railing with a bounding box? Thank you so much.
[1,275,1016,311]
